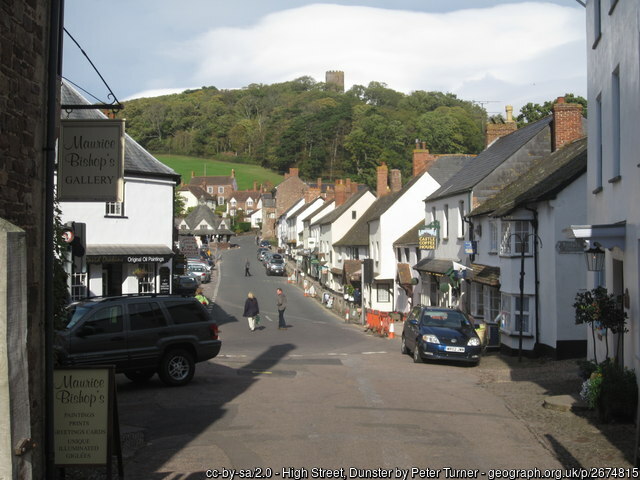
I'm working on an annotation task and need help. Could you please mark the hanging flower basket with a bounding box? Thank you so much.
[133,268,147,279]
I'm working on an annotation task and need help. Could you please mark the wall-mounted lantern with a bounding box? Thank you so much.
[584,245,605,271]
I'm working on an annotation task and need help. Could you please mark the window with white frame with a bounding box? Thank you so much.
[457,200,465,238]
[470,283,484,317]
[443,204,449,239]
[105,201,123,217]
[218,186,224,194]
[247,199,253,207]
[611,66,621,180]
[500,221,531,255]
[485,287,501,323]
[218,196,224,205]
[489,221,498,253]
[70,272,87,302]
[500,293,533,335]
[377,283,390,303]
[207,186,213,194]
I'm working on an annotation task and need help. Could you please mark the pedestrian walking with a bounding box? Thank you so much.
[245,259,252,277]
[276,287,287,329]
[195,287,209,306]
[243,292,260,331]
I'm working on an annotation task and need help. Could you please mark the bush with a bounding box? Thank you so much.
[580,360,638,422]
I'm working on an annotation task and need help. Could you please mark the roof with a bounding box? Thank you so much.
[183,204,220,233]
[189,175,235,186]
[426,155,475,185]
[304,200,334,224]
[61,81,180,182]
[290,199,323,221]
[470,263,500,287]
[427,116,553,202]
[393,221,424,247]
[229,191,259,202]
[313,188,371,226]
[178,185,214,200]
[333,192,398,246]
[469,137,587,218]
[343,259,362,281]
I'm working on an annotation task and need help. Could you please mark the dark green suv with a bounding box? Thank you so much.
[55,295,221,386]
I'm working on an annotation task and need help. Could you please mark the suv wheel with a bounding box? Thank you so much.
[159,349,195,386]
[413,343,423,364]
[401,335,409,355]
[125,369,155,384]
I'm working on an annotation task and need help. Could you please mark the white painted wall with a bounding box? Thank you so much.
[586,0,640,368]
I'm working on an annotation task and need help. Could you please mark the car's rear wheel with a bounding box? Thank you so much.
[158,349,195,386]
[124,369,155,384]
[412,343,423,363]
[401,335,410,355]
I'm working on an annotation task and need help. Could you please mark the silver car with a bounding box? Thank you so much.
[265,258,285,276]
[187,264,211,283]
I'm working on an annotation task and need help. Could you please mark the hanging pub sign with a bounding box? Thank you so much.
[58,119,125,202]
[419,235,437,250]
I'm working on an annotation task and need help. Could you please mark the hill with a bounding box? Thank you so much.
[155,154,284,190]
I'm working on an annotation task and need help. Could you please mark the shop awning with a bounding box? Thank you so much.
[343,259,362,282]
[86,244,174,264]
[470,263,500,287]
[413,258,455,275]
[570,222,626,250]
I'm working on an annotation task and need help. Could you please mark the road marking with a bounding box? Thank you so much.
[362,351,388,355]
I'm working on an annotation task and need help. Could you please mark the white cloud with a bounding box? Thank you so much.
[168,2,586,114]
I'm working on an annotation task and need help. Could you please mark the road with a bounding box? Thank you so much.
[115,235,564,479]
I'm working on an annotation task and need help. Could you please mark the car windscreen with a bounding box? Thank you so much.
[271,259,284,265]
[420,311,472,329]
[62,303,97,329]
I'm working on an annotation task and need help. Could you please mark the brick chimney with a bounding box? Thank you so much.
[413,142,438,177]
[317,177,322,191]
[552,97,584,151]
[485,105,517,147]
[253,180,258,191]
[231,168,235,178]
[376,163,389,197]
[289,167,299,177]
[390,169,402,193]
[335,179,347,206]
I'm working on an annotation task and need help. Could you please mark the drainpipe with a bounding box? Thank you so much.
[525,207,540,353]
[45,0,64,475]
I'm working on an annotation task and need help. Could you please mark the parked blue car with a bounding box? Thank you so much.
[401,306,483,365]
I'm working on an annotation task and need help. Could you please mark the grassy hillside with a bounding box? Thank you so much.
[155,154,284,190]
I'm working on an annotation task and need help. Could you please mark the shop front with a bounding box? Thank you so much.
[77,245,174,299]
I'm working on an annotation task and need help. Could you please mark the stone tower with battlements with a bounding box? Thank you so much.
[325,71,345,92]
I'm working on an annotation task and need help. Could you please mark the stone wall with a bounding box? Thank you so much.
[1,0,51,477]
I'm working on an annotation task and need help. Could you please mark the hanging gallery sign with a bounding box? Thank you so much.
[58,119,125,202]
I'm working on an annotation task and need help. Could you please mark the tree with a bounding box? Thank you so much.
[517,93,587,126]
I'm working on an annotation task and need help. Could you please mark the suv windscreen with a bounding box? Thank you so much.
[164,300,209,324]
[78,305,124,335]
[270,259,284,265]
[63,303,98,329]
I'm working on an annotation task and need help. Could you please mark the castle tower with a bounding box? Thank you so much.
[325,71,345,92]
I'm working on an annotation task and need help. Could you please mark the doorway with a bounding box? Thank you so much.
[102,263,123,297]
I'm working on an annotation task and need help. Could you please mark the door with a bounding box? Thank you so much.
[68,304,128,369]
[126,301,169,368]
[103,263,123,297]
[403,305,423,350]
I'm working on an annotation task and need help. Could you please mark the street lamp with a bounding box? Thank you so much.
[584,245,605,271]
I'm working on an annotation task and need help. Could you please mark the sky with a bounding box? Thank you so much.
[62,0,587,116]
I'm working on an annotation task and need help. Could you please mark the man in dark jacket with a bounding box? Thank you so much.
[243,292,260,331]
[276,288,287,330]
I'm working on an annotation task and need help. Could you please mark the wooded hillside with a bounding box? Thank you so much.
[122,77,487,187]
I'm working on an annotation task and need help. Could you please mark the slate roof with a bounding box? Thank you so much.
[312,187,371,226]
[190,175,235,186]
[393,221,424,247]
[468,137,587,218]
[178,185,214,201]
[60,81,180,182]
[304,200,334,224]
[183,204,220,233]
[290,199,323,220]
[470,263,500,287]
[426,155,476,185]
[413,258,456,275]
[333,193,397,246]
[426,116,553,202]
[230,191,259,202]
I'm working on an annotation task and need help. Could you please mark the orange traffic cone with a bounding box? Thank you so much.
[388,321,395,339]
